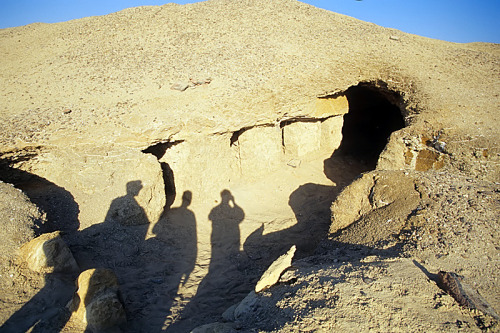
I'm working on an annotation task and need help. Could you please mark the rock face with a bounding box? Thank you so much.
[18,231,78,273]
[69,268,126,332]
[25,149,166,229]
[0,181,45,265]
[330,170,422,244]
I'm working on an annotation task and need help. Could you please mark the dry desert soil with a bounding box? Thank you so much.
[0,0,499,332]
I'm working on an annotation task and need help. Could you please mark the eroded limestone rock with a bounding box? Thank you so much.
[69,268,126,332]
[330,170,422,244]
[238,126,283,177]
[19,231,78,273]
[377,131,446,172]
[255,245,296,292]
[27,149,165,229]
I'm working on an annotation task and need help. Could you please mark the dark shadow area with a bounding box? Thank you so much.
[167,190,244,332]
[413,259,438,282]
[146,190,198,332]
[0,272,76,333]
[244,183,339,263]
[0,162,79,332]
[142,141,183,213]
[67,181,150,332]
[105,180,149,226]
[335,82,406,169]
[153,191,197,285]
[0,161,80,234]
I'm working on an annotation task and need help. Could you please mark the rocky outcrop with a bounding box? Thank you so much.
[330,170,422,244]
[24,149,166,229]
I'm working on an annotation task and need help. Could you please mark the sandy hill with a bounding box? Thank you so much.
[0,0,499,332]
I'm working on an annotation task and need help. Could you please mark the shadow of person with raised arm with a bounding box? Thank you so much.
[166,189,245,332]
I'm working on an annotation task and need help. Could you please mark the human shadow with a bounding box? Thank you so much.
[244,183,340,267]
[166,190,244,332]
[243,134,391,283]
[145,190,198,331]
[153,191,197,286]
[67,181,150,332]
[105,180,149,226]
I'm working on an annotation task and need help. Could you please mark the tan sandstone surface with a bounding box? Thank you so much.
[0,0,499,332]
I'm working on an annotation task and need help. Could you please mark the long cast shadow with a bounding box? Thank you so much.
[148,190,198,332]
[166,189,244,332]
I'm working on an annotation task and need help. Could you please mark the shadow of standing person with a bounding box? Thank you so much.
[166,190,245,332]
[67,180,151,332]
[70,180,149,271]
[153,190,197,287]
[244,183,339,270]
[146,191,198,331]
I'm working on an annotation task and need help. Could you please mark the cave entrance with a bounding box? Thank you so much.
[336,82,406,169]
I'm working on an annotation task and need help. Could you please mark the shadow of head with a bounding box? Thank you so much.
[181,190,192,207]
[220,189,234,204]
[126,180,143,197]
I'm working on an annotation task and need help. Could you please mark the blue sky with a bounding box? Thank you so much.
[0,0,498,43]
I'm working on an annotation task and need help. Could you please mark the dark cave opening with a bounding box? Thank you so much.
[337,83,406,169]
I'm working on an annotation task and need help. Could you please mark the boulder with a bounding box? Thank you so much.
[234,291,261,321]
[19,231,78,273]
[69,268,126,332]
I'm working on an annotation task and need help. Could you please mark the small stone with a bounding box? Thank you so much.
[170,81,189,91]
[63,108,72,114]
[389,36,400,41]
[255,245,296,292]
[437,271,500,321]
